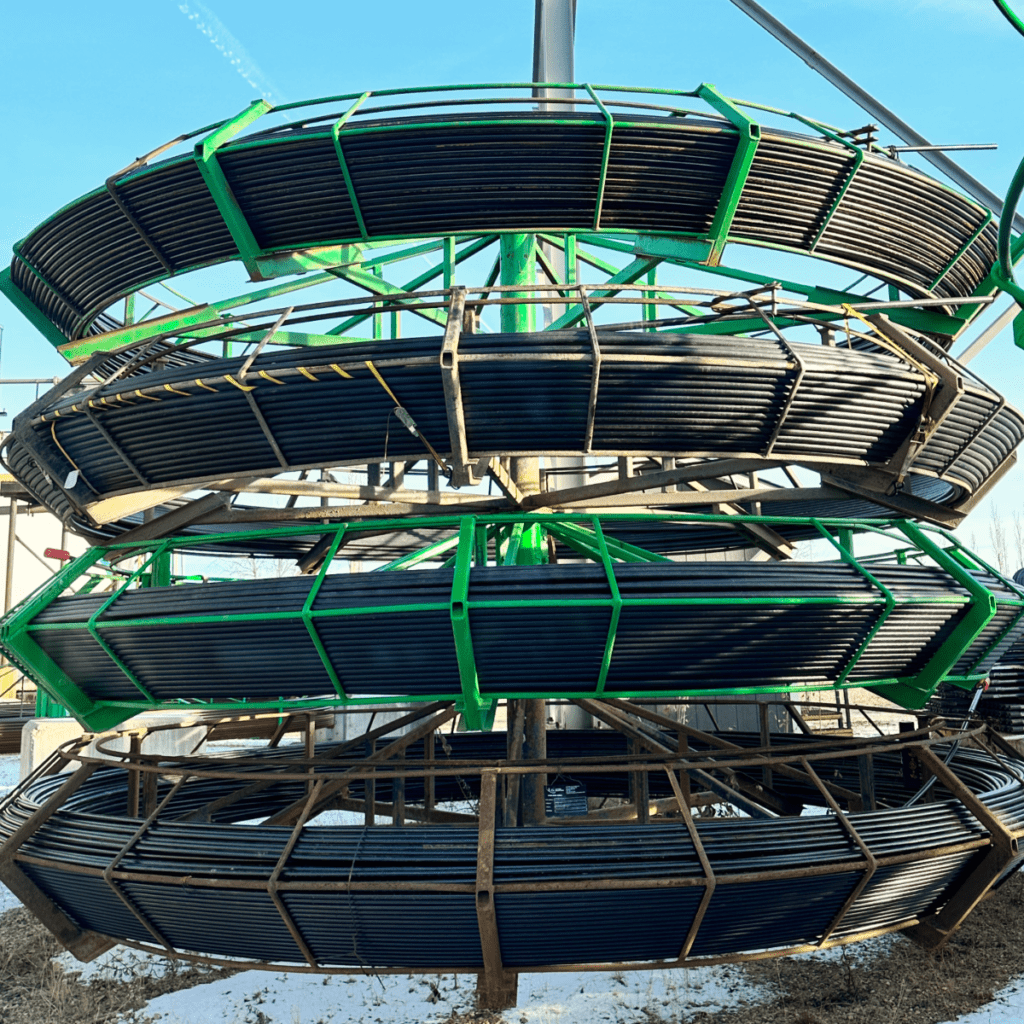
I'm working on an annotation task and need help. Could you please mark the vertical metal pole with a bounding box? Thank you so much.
[521,699,547,825]
[500,234,537,335]
[127,734,141,817]
[504,699,526,826]
[759,701,772,790]
[364,738,376,826]
[500,231,548,822]
[4,497,16,613]
[425,730,435,815]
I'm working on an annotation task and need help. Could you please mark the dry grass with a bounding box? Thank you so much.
[0,906,238,1024]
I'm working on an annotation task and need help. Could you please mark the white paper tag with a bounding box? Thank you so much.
[64,469,79,489]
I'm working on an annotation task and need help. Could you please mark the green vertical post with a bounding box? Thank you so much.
[564,234,577,287]
[443,236,456,289]
[35,689,68,718]
[153,551,172,587]
[502,233,541,509]
[516,524,548,565]
[125,293,135,327]
[500,234,536,334]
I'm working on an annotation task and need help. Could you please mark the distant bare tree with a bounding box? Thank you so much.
[1013,509,1024,575]
[989,505,1010,574]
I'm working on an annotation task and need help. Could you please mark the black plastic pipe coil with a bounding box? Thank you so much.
[7,112,996,342]
[6,330,1020,534]
[1,731,1021,969]
[24,560,1024,705]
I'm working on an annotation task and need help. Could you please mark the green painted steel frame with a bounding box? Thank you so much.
[878,521,1000,709]
[2,513,1019,731]
[331,93,373,241]
[7,81,1007,362]
[697,84,761,267]
[193,100,272,278]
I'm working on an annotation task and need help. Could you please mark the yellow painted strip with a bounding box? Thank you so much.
[164,383,191,397]
[297,367,320,382]
[195,379,219,392]
[330,363,354,380]
[135,389,161,402]
[258,370,286,385]
[365,360,399,403]
[50,421,84,479]
[224,375,256,392]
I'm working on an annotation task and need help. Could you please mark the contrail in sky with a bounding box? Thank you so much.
[176,2,288,106]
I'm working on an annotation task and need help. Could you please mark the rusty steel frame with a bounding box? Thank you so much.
[3,698,1020,984]
[10,284,1012,538]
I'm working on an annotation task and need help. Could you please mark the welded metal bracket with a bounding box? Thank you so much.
[903,745,1021,950]
[581,289,602,452]
[440,288,471,485]
[864,313,966,480]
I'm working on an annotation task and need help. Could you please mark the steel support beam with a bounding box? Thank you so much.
[729,0,1024,233]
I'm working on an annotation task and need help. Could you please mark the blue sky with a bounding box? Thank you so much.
[2,0,1023,556]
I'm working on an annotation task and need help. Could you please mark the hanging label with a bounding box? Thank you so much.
[544,781,588,818]
[64,469,79,489]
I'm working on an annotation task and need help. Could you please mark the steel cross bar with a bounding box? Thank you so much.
[0,762,115,962]
[591,518,622,696]
[791,115,865,252]
[904,744,1020,949]
[450,517,491,730]
[301,526,349,698]
[104,173,174,275]
[86,545,169,706]
[584,84,615,230]
[581,289,602,452]
[82,408,150,487]
[933,537,1024,678]
[881,521,999,708]
[475,770,517,1006]
[663,766,716,962]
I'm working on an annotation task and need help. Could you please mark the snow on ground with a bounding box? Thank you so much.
[108,963,762,1024]
[0,753,21,914]
[943,979,1024,1024]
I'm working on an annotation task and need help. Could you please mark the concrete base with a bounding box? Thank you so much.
[20,712,209,779]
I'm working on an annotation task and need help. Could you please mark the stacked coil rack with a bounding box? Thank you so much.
[2,82,1024,988]
[3,709,1024,973]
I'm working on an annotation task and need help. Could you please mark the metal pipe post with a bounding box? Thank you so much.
[4,497,16,614]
